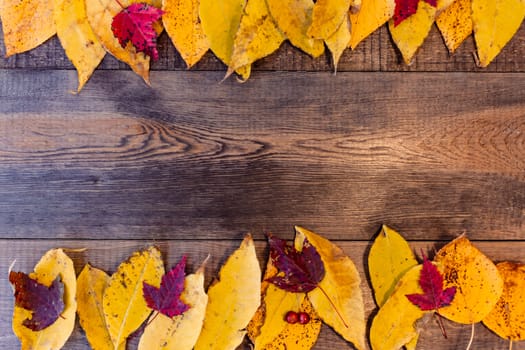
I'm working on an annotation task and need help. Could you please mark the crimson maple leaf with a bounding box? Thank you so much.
[143,256,189,317]
[9,271,65,331]
[111,3,164,60]
[393,0,437,26]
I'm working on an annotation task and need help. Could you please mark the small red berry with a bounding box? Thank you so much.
[298,312,310,324]
[285,311,298,324]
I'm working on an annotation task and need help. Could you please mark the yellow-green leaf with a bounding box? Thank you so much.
[349,0,395,49]
[103,246,164,348]
[295,226,366,350]
[12,249,76,350]
[434,236,503,324]
[194,234,261,350]
[325,14,351,71]
[227,0,285,77]
[138,263,208,350]
[77,264,125,350]
[472,0,525,67]
[0,0,55,56]
[436,0,472,53]
[369,225,418,307]
[370,264,428,350]
[308,0,351,40]
[483,262,525,341]
[266,0,324,57]
[53,0,105,92]
[162,0,209,68]
[199,0,250,79]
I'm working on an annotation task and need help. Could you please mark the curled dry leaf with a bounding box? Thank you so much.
[194,234,261,350]
[53,0,106,92]
[295,226,366,350]
[0,0,55,56]
[138,261,208,350]
[435,0,472,53]
[308,0,351,40]
[77,264,125,350]
[266,0,324,57]
[161,0,209,68]
[11,249,76,350]
[103,246,164,348]
[349,0,395,49]
[482,262,525,341]
[472,0,525,67]
[434,236,503,324]
[370,264,428,350]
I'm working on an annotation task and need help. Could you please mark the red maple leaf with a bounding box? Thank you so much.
[393,0,437,26]
[406,256,456,337]
[111,3,164,60]
[143,256,189,318]
[9,271,65,331]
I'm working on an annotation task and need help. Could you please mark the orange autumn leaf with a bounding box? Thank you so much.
[349,0,395,49]
[436,0,472,53]
[0,0,55,57]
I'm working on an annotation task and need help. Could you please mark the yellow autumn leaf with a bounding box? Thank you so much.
[266,0,324,57]
[436,0,472,53]
[472,0,525,67]
[227,0,285,77]
[295,226,366,350]
[370,264,429,350]
[483,262,525,341]
[325,14,351,71]
[349,0,395,49]
[85,0,162,83]
[199,0,250,80]
[77,264,125,350]
[103,246,164,348]
[434,236,503,324]
[0,0,55,57]
[389,1,436,65]
[12,249,76,350]
[194,234,261,350]
[308,0,351,40]
[162,0,209,68]
[138,262,208,350]
[53,0,105,92]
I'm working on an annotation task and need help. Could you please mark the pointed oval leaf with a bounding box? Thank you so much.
[0,0,55,56]
[434,236,503,324]
[368,225,418,307]
[194,234,261,350]
[436,0,472,53]
[266,0,324,57]
[325,14,351,71]
[482,262,525,341]
[295,226,366,350]
[162,0,209,68]
[308,0,351,40]
[12,249,76,349]
[349,0,395,49]
[54,0,106,92]
[103,246,164,348]
[139,263,208,350]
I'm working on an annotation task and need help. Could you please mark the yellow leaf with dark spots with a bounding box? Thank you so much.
[295,226,366,350]
[53,0,105,92]
[434,236,503,324]
[12,249,77,350]
[194,235,261,350]
[436,0,472,53]
[0,0,55,56]
[483,262,525,341]
[349,0,395,49]
[103,246,164,348]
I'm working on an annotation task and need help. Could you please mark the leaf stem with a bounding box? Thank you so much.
[435,311,447,338]
[509,340,513,350]
[316,284,349,328]
[115,0,125,8]
[465,323,475,350]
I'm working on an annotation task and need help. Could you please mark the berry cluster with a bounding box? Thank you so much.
[284,311,311,324]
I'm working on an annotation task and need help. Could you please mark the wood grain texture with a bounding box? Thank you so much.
[1,21,525,72]
[0,70,523,241]
[1,239,524,349]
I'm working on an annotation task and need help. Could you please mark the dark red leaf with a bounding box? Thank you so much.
[266,234,325,293]
[9,271,64,331]
[393,0,437,26]
[111,3,164,60]
[406,257,456,311]
[143,256,189,317]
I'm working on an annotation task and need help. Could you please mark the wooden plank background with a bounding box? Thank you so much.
[1,19,525,349]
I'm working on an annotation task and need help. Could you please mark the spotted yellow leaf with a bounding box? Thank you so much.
[436,0,472,53]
